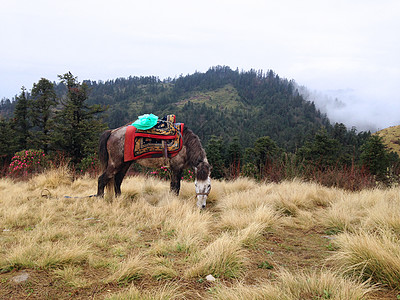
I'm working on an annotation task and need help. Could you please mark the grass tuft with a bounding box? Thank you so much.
[185,233,246,279]
[331,230,400,288]
[106,254,148,283]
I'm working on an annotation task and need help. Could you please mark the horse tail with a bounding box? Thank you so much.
[99,130,112,172]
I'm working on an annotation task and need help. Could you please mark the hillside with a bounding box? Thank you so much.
[80,66,330,151]
[1,66,372,161]
[1,170,399,299]
[375,125,400,156]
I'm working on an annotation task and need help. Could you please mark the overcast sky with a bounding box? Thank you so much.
[1,0,399,132]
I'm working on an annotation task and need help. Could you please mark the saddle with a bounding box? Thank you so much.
[124,115,184,162]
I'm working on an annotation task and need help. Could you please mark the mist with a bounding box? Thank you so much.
[298,86,400,133]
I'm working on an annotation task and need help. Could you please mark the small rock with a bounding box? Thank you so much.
[12,271,29,283]
[322,235,336,240]
[206,274,216,282]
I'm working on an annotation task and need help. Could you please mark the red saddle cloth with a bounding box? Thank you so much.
[124,115,184,162]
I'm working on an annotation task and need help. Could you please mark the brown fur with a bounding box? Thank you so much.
[182,127,206,168]
[196,161,211,181]
[98,130,112,171]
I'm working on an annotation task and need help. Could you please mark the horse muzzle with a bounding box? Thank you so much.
[196,192,210,209]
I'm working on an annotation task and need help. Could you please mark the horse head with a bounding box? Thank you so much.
[194,161,212,209]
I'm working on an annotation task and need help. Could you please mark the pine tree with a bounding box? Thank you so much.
[253,136,279,172]
[0,118,18,165]
[30,78,57,153]
[13,87,30,151]
[360,135,389,180]
[52,72,107,164]
[226,137,242,166]
[296,129,341,168]
[206,135,225,179]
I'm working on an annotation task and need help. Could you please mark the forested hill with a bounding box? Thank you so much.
[79,66,330,151]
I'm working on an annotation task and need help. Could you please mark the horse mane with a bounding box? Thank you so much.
[196,161,211,181]
[182,127,210,180]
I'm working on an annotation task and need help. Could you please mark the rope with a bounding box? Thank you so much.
[41,189,51,198]
[64,194,97,199]
[40,189,97,199]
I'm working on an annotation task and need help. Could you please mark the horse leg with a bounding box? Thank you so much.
[97,164,121,197]
[170,169,183,195]
[114,161,132,197]
[97,171,112,197]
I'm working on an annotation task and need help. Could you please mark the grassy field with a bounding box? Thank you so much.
[1,167,400,299]
[175,84,245,111]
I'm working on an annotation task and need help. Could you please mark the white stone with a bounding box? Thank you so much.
[206,274,216,282]
[12,271,29,283]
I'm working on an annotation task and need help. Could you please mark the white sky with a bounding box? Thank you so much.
[1,0,399,131]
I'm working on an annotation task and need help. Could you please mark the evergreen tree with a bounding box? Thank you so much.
[52,72,107,164]
[360,135,390,180]
[296,129,341,168]
[206,135,225,179]
[253,136,279,172]
[0,118,18,166]
[30,78,57,153]
[225,137,242,167]
[13,87,30,151]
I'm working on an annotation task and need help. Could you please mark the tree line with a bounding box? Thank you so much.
[206,126,399,186]
[1,66,399,189]
[0,72,106,169]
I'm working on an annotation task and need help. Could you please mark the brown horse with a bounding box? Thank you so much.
[96,124,212,209]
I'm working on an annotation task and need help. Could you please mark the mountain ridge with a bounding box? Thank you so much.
[1,66,376,152]
[82,66,331,151]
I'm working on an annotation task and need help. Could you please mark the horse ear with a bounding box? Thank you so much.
[194,167,198,173]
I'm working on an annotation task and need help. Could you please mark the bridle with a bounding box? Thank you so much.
[196,191,210,196]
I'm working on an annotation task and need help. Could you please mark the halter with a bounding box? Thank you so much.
[196,191,210,196]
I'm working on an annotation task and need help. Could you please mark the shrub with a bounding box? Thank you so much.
[149,166,170,181]
[76,153,99,176]
[8,149,47,178]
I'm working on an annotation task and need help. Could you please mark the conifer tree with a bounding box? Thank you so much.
[296,129,341,168]
[226,137,242,167]
[52,72,107,164]
[30,78,57,153]
[253,136,279,171]
[0,118,17,165]
[206,135,225,179]
[360,135,389,180]
[13,87,30,151]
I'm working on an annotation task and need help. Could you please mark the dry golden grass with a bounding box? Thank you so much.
[1,170,399,299]
[106,253,148,283]
[210,280,281,300]
[105,283,187,300]
[211,269,373,300]
[275,269,374,300]
[185,232,246,279]
[331,230,400,289]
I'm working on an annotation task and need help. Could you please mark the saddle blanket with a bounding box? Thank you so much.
[124,115,184,162]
